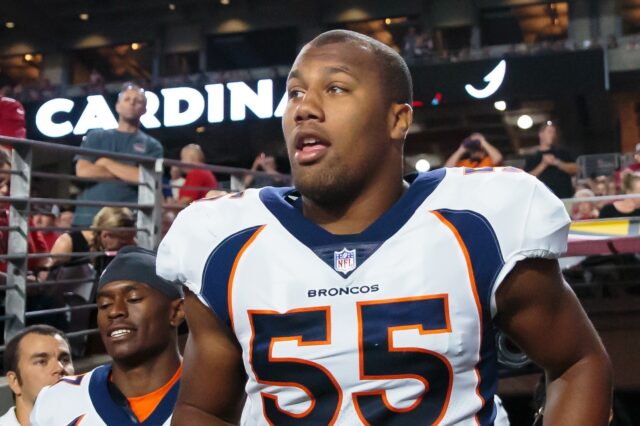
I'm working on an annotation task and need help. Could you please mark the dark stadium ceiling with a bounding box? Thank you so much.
[0,0,232,32]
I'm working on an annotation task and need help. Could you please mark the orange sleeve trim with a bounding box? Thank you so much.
[127,363,182,423]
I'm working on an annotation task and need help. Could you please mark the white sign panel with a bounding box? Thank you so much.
[35,79,288,138]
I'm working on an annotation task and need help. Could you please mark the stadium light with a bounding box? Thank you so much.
[494,100,507,111]
[517,114,534,130]
[415,159,431,172]
[5,21,15,29]
[79,13,89,21]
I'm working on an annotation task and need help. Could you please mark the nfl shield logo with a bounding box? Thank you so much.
[334,248,356,274]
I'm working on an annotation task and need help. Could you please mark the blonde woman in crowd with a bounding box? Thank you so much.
[41,207,137,280]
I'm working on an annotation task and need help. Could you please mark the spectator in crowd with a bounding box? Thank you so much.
[32,204,61,251]
[0,94,26,151]
[86,69,105,95]
[591,175,616,210]
[42,207,136,281]
[525,121,578,199]
[402,27,420,61]
[616,143,640,189]
[168,165,185,200]
[444,132,503,168]
[55,207,74,231]
[571,188,599,220]
[0,151,48,275]
[74,82,163,226]
[178,144,218,204]
[1,325,74,426]
[31,247,184,425]
[599,174,640,219]
[243,152,287,188]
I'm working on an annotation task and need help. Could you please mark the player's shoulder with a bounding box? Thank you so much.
[170,188,268,234]
[442,165,536,185]
[441,166,543,200]
[40,370,91,396]
[31,370,93,424]
[426,166,567,221]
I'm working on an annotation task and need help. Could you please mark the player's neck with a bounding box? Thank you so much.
[111,348,181,397]
[15,396,32,426]
[117,120,140,133]
[302,172,408,235]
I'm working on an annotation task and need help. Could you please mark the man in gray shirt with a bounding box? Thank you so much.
[74,83,163,226]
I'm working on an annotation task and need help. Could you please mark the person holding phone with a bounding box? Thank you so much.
[444,132,503,168]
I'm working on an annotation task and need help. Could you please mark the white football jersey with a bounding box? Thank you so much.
[30,364,178,425]
[158,167,570,426]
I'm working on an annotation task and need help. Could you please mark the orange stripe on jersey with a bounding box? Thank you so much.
[228,224,266,330]
[127,364,182,423]
[432,211,486,423]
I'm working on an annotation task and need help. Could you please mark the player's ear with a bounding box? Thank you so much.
[389,103,413,141]
[169,298,185,327]
[6,371,22,396]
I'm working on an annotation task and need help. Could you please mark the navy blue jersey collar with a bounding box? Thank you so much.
[259,169,445,277]
[89,364,180,425]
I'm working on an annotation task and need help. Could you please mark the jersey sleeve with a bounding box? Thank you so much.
[490,176,570,315]
[30,385,53,426]
[156,202,217,300]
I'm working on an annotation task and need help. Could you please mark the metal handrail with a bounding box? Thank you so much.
[561,193,640,204]
[25,303,97,318]
[0,196,154,210]
[0,251,112,260]
[0,135,159,164]
[31,170,152,187]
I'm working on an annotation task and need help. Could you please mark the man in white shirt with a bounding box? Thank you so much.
[1,325,74,425]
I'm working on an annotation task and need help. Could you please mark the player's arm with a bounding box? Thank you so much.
[172,289,246,426]
[75,158,116,179]
[94,157,140,183]
[495,258,612,425]
[444,145,465,167]
[555,158,579,175]
[477,134,503,165]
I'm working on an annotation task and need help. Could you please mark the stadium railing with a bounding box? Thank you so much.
[0,135,638,374]
[0,135,289,355]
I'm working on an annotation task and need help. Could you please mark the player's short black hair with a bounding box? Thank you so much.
[307,30,413,105]
[3,325,69,377]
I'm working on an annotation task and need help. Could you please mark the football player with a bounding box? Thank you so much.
[159,30,612,425]
[31,247,184,425]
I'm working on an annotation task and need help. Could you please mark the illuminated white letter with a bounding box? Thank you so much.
[140,91,161,129]
[205,84,224,123]
[273,91,287,118]
[73,95,118,135]
[465,60,507,99]
[227,79,273,121]
[162,87,205,127]
[35,98,74,138]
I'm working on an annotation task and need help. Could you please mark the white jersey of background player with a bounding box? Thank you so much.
[160,29,611,426]
[158,167,567,425]
[30,365,178,426]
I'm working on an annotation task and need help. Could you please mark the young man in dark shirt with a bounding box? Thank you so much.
[525,121,578,199]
